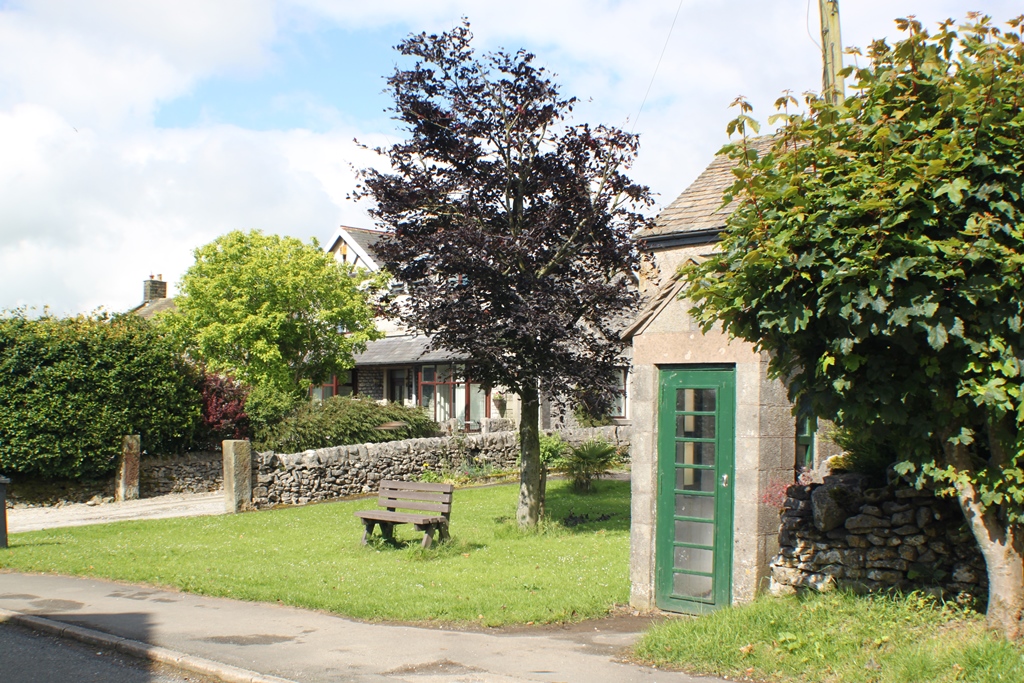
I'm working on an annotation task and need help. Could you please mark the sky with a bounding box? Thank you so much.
[1,0,1019,314]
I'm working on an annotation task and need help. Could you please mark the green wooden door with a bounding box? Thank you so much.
[655,367,736,613]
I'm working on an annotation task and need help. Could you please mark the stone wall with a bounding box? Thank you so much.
[771,475,986,600]
[252,425,629,508]
[139,451,223,496]
[7,450,224,506]
[358,368,385,400]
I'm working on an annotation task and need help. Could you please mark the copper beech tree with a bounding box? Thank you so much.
[357,22,651,527]
[686,16,1024,637]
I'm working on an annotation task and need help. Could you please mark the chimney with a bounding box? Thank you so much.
[143,274,167,303]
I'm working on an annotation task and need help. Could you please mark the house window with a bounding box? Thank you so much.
[611,368,629,419]
[418,363,488,431]
[310,370,355,402]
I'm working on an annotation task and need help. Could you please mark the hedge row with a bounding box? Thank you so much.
[0,312,201,479]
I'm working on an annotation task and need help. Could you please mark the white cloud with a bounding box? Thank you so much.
[1,0,1022,313]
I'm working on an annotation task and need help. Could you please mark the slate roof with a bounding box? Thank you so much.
[352,334,466,366]
[131,297,177,320]
[343,226,387,264]
[642,137,775,242]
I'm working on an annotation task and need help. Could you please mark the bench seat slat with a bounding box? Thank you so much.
[377,498,448,514]
[377,490,452,504]
[380,481,454,493]
[354,510,447,525]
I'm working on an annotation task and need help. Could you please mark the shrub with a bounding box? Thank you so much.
[539,432,568,468]
[564,438,618,492]
[255,395,438,452]
[192,372,249,449]
[244,383,304,446]
[0,311,200,479]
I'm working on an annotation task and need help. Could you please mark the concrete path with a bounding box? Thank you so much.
[6,492,225,533]
[0,573,711,683]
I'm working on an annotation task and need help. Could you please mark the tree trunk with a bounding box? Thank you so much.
[517,384,543,528]
[946,441,1024,639]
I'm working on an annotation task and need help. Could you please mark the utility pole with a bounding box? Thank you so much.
[819,0,844,105]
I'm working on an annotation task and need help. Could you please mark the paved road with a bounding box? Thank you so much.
[0,620,219,683]
[0,573,712,683]
[6,492,225,533]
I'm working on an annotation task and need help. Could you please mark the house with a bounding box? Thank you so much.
[321,225,633,432]
[320,225,507,431]
[625,145,839,614]
[131,275,176,319]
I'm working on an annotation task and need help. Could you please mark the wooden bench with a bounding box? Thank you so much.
[354,480,454,548]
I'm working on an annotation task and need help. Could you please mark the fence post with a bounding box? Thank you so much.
[222,440,252,514]
[0,476,9,548]
[116,435,141,502]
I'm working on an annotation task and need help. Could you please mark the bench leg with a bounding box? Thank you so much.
[419,524,435,549]
[361,521,377,545]
[381,522,395,542]
[438,523,450,544]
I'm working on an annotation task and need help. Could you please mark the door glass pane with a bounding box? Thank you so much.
[675,520,714,546]
[455,382,467,426]
[469,383,487,430]
[422,366,435,382]
[677,388,716,413]
[676,468,716,492]
[675,494,715,520]
[674,546,714,574]
[677,415,715,439]
[673,572,713,600]
[421,384,436,420]
[437,385,452,422]
[676,442,716,467]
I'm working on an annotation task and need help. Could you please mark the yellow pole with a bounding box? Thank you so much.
[819,0,844,105]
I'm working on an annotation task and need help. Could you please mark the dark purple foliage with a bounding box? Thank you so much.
[354,21,652,524]
[195,372,249,448]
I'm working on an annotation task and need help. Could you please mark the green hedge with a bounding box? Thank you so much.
[255,395,438,452]
[0,311,200,479]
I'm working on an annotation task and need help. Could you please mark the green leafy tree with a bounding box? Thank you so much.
[0,311,199,479]
[163,229,383,397]
[685,15,1024,637]
[357,22,651,527]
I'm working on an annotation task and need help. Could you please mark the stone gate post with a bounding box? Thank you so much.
[222,440,252,513]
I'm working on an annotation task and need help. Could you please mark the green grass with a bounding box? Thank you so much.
[1,480,629,626]
[635,590,1024,683]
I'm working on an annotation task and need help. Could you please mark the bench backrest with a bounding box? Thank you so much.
[377,480,454,519]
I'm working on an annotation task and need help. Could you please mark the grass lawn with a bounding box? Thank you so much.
[634,590,1024,683]
[1,479,629,626]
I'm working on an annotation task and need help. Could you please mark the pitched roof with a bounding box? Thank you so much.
[344,226,387,262]
[131,297,177,320]
[641,136,775,243]
[352,334,466,366]
[326,225,389,271]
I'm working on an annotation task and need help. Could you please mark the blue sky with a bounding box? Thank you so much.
[1,1,1020,314]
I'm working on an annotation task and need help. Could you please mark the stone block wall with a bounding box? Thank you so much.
[771,476,986,600]
[358,368,385,400]
[139,451,223,496]
[251,425,629,508]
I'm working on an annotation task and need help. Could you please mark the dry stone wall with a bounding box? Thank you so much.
[252,425,629,508]
[140,451,223,496]
[771,474,986,600]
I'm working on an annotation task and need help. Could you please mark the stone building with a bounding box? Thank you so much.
[625,146,839,614]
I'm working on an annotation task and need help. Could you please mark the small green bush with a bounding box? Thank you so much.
[0,311,200,479]
[245,383,304,445]
[255,395,438,452]
[539,432,568,467]
[564,438,617,492]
